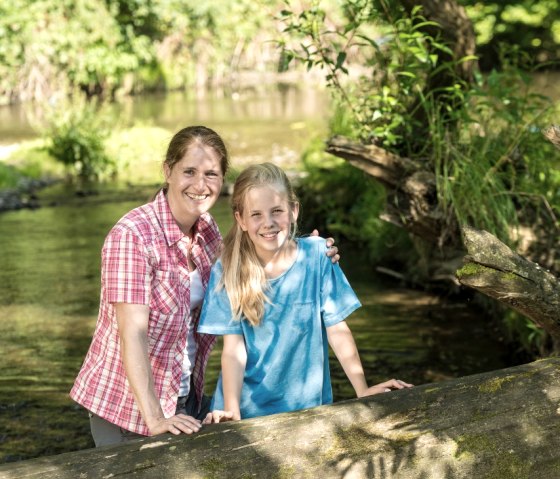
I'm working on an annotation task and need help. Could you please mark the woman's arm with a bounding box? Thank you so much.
[115,303,202,435]
[326,321,413,397]
[221,334,247,420]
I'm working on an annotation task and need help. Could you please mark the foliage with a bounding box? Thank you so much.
[0,163,23,189]
[105,125,172,184]
[44,95,115,181]
[280,0,559,244]
[0,0,323,105]
[296,137,416,268]
[462,0,560,69]
[0,140,64,189]
[281,1,559,355]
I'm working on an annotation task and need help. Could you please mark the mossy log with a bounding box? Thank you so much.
[457,225,560,348]
[2,359,560,478]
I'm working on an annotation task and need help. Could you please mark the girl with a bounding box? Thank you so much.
[198,163,412,421]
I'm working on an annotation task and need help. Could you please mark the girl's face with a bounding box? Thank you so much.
[235,184,299,263]
[164,144,224,229]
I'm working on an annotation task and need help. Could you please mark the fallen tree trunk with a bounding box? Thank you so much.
[2,358,560,478]
[456,225,560,349]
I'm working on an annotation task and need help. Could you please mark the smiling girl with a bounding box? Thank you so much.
[198,163,412,421]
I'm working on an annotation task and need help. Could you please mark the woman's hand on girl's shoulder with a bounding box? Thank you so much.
[310,229,340,264]
[358,379,414,397]
[202,410,239,425]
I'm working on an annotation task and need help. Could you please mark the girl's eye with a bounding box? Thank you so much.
[251,212,261,217]
[273,209,284,214]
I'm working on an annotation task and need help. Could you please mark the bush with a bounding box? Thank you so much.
[45,96,115,182]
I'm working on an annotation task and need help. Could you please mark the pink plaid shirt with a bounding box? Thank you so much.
[70,190,221,435]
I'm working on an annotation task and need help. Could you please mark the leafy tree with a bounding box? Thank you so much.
[461,0,560,69]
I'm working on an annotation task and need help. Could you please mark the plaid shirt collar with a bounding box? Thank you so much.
[155,189,205,247]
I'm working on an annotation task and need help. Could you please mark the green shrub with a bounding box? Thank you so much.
[45,96,115,182]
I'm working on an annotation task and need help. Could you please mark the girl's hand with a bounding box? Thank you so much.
[358,379,414,397]
[311,229,340,264]
[147,414,202,436]
[202,410,239,424]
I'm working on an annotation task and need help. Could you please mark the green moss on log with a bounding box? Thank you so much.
[455,433,531,478]
[456,263,493,278]
[478,375,515,393]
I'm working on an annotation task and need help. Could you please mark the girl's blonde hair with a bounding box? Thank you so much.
[220,163,299,326]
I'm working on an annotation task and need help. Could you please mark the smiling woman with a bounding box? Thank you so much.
[70,126,230,446]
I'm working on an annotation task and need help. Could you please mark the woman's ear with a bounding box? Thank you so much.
[234,211,248,231]
[163,163,171,182]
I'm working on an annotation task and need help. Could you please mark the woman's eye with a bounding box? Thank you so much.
[184,170,195,176]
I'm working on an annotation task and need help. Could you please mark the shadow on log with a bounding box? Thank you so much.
[2,359,560,478]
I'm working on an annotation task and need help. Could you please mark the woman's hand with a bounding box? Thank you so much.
[311,229,340,263]
[358,379,414,397]
[202,410,239,425]
[147,414,202,436]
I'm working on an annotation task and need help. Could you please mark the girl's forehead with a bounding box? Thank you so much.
[245,184,288,205]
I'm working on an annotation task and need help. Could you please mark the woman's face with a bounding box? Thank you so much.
[164,144,224,228]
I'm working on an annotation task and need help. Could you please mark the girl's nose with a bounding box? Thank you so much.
[263,214,275,227]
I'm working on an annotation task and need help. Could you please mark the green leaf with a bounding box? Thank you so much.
[335,51,346,70]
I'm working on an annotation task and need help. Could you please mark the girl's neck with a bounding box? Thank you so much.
[259,239,297,279]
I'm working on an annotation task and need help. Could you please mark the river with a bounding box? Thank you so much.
[0,84,517,463]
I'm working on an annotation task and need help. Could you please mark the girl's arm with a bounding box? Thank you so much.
[326,321,413,397]
[115,303,202,435]
[221,334,247,420]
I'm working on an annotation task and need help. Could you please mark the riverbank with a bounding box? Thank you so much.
[0,177,59,213]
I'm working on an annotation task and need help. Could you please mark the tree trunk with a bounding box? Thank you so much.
[456,225,560,350]
[2,359,560,478]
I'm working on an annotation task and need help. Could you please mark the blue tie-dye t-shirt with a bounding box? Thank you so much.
[197,236,361,419]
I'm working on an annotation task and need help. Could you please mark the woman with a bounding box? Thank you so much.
[70,126,339,446]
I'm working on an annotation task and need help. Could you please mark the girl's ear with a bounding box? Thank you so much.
[291,202,300,224]
[235,211,248,231]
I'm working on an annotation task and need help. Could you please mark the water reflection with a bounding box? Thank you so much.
[0,85,331,173]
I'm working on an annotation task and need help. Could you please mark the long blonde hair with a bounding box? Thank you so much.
[220,163,299,326]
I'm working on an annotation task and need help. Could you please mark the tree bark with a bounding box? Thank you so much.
[456,225,560,349]
[2,359,560,478]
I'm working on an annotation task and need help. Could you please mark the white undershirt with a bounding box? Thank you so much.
[178,268,204,397]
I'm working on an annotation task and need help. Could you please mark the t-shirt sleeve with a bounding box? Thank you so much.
[318,240,361,327]
[198,261,243,335]
[102,226,151,305]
